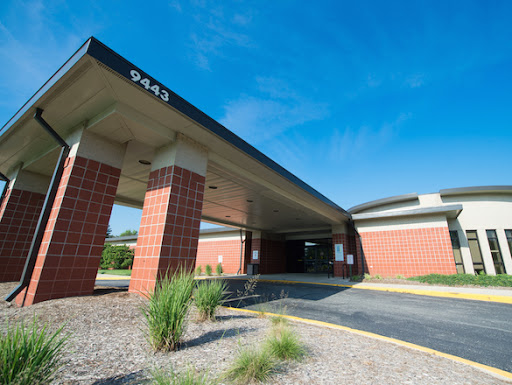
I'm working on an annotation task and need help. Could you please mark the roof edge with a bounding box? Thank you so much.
[348,193,419,214]
[440,186,512,196]
[352,204,463,221]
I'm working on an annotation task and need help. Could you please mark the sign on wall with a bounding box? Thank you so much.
[218,255,223,263]
[334,244,344,261]
[252,250,259,260]
[347,254,354,265]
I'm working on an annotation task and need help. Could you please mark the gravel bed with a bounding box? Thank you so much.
[0,282,509,385]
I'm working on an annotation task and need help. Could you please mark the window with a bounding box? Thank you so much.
[487,230,506,274]
[449,230,465,274]
[466,230,485,274]
[506,230,512,258]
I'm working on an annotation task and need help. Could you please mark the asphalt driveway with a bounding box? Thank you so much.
[224,279,512,373]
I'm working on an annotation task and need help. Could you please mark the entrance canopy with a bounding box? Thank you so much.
[0,37,349,234]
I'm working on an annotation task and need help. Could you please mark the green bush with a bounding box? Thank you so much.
[194,265,202,276]
[215,263,223,276]
[364,273,372,280]
[224,345,276,384]
[0,318,68,385]
[141,270,195,351]
[205,264,212,276]
[193,280,228,321]
[100,244,134,269]
[264,326,306,361]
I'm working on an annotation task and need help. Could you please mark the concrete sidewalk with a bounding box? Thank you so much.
[95,272,512,304]
[247,273,512,304]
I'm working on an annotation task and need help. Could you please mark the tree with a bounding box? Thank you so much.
[106,225,113,238]
[120,229,138,237]
[100,244,134,269]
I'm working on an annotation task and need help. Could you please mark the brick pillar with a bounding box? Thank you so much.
[250,232,286,274]
[332,224,353,278]
[0,169,49,282]
[129,135,207,294]
[16,130,126,306]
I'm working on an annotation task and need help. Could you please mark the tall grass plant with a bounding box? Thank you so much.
[0,319,68,385]
[141,270,195,351]
[193,280,228,321]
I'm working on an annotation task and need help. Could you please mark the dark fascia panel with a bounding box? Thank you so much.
[440,186,512,196]
[348,193,419,214]
[352,204,463,221]
[105,226,239,243]
[1,37,349,219]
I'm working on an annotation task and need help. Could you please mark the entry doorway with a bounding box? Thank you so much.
[286,238,332,274]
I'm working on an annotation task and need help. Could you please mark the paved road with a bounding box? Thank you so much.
[224,279,512,373]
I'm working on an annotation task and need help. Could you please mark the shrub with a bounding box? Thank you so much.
[215,263,223,276]
[374,274,382,280]
[350,274,361,282]
[141,270,195,351]
[193,280,228,321]
[100,244,134,269]
[264,326,306,361]
[151,366,213,385]
[0,318,68,385]
[364,273,372,280]
[395,274,405,280]
[205,264,212,276]
[270,315,288,327]
[195,266,202,276]
[224,345,276,384]
[407,273,512,287]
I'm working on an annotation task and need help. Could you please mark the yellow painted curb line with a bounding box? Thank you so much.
[256,279,512,305]
[96,276,131,280]
[223,306,512,381]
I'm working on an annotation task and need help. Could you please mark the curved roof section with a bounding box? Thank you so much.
[440,185,512,196]
[348,193,418,214]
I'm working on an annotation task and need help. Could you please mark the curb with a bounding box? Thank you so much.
[224,306,512,381]
[255,279,512,305]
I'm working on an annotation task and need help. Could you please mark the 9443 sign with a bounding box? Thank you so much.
[129,69,170,102]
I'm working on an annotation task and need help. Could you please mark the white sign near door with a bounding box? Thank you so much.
[334,244,344,261]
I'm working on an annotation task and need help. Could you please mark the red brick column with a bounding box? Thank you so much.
[16,156,121,306]
[332,233,348,277]
[250,235,286,274]
[129,165,205,294]
[0,188,45,281]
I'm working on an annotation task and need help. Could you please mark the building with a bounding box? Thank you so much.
[1,37,511,307]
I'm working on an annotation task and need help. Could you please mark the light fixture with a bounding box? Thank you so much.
[138,159,151,165]
[247,199,253,203]
[209,186,218,189]
[273,209,279,213]
[225,215,231,218]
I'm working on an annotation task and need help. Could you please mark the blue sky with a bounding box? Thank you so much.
[1,1,511,235]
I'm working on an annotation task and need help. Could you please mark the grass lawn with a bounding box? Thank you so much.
[407,273,512,287]
[97,269,132,276]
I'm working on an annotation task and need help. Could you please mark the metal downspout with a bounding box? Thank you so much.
[0,172,9,211]
[5,108,70,304]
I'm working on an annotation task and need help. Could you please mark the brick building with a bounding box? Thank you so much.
[1,37,511,306]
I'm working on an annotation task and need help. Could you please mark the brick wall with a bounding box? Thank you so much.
[252,238,286,274]
[332,233,361,277]
[359,226,457,277]
[196,238,243,274]
[0,188,45,281]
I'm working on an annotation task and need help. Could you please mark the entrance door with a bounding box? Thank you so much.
[304,242,332,273]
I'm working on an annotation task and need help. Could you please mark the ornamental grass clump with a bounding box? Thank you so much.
[151,366,213,385]
[264,325,307,361]
[193,279,228,321]
[142,270,195,351]
[195,265,202,276]
[224,345,276,384]
[0,318,68,385]
[205,264,212,276]
[215,263,223,276]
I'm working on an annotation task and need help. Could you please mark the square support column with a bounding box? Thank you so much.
[249,231,286,274]
[0,170,49,281]
[129,135,207,294]
[16,130,126,306]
